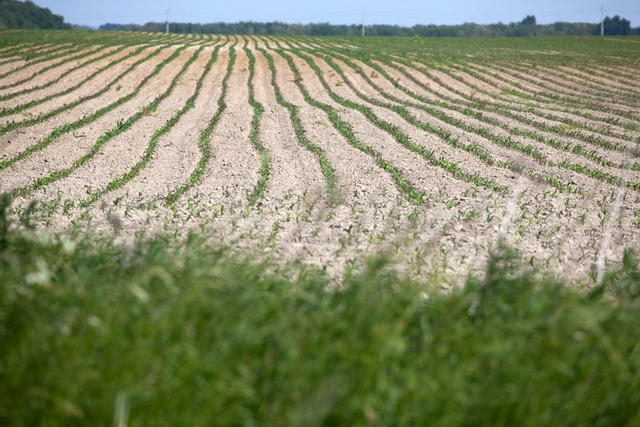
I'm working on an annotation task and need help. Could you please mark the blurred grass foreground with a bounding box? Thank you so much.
[2,193,640,426]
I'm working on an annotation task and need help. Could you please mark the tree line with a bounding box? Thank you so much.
[99,15,639,37]
[0,0,70,30]
[0,1,635,38]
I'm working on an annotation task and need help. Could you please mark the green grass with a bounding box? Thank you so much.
[3,194,640,426]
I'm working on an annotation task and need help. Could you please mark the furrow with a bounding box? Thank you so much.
[81,45,217,206]
[290,49,511,198]
[0,44,100,88]
[373,56,638,150]
[446,64,639,132]
[174,42,261,210]
[277,48,427,205]
[246,38,326,206]
[256,47,337,198]
[567,65,640,93]
[0,46,191,194]
[161,40,237,205]
[500,63,640,104]
[0,45,173,163]
[243,41,271,206]
[0,44,132,102]
[459,61,638,117]
[0,43,80,79]
[0,45,150,117]
[331,52,640,193]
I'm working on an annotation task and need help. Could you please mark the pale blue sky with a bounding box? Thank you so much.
[34,0,640,29]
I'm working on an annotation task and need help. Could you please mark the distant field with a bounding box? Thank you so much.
[0,31,639,283]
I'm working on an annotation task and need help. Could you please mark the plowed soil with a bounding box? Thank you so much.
[1,33,639,285]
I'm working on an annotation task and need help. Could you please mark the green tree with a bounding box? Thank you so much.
[520,15,537,26]
[603,15,631,35]
[0,0,70,29]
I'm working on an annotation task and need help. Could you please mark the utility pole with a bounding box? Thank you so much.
[601,5,604,36]
[362,10,365,37]
[166,10,170,34]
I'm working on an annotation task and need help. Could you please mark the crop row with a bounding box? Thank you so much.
[0,45,170,166]
[297,48,509,198]
[256,45,337,199]
[0,43,101,85]
[0,45,150,117]
[0,45,132,100]
[7,45,195,197]
[288,40,638,196]
[82,45,212,206]
[0,35,226,146]
[381,54,637,141]
[1,33,638,223]
[164,41,236,205]
[243,44,270,206]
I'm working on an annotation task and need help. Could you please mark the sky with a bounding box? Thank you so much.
[33,0,640,29]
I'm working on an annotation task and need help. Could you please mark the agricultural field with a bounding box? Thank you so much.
[1,31,639,284]
[4,29,640,425]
